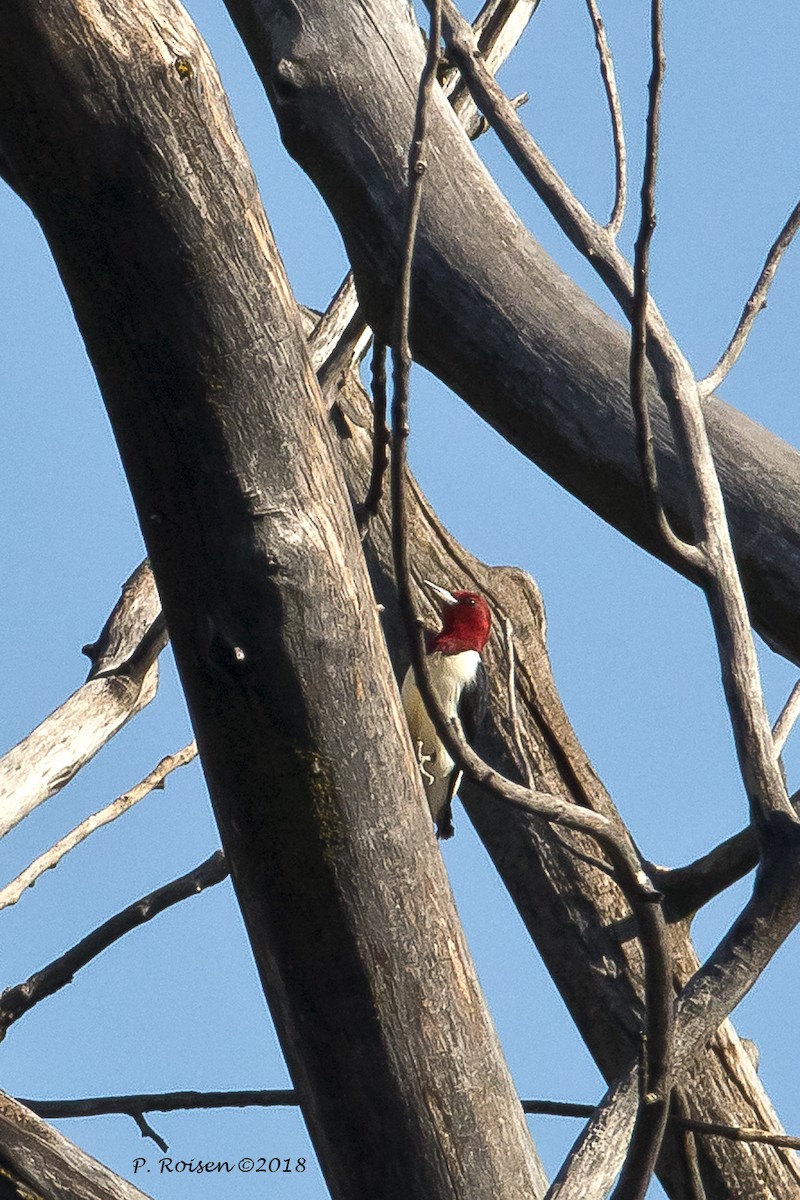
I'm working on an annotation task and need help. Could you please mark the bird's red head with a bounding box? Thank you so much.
[423,581,492,655]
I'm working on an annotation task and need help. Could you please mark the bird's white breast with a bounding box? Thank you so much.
[400,650,480,826]
[428,650,481,711]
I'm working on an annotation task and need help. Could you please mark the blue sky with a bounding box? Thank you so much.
[2,3,799,1197]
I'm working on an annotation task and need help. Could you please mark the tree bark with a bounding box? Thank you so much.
[0,562,163,839]
[327,341,800,1200]
[0,3,546,1198]
[226,0,800,669]
[0,1092,152,1200]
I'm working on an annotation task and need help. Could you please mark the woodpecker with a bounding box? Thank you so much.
[401,580,491,839]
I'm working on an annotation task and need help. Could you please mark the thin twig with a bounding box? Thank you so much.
[549,846,800,1200]
[607,8,674,1195]
[357,339,390,533]
[0,852,228,1039]
[393,3,646,854]
[22,1089,800,1155]
[0,567,165,840]
[391,13,674,1200]
[0,743,198,911]
[435,0,703,576]
[132,1111,168,1153]
[311,0,538,388]
[699,197,800,397]
[434,0,793,844]
[649,786,800,921]
[627,0,690,574]
[20,1090,298,1118]
[584,0,626,235]
[772,678,800,757]
[502,618,534,788]
[673,1089,707,1200]
[446,0,540,137]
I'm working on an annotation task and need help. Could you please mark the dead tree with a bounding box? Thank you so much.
[0,1,799,1198]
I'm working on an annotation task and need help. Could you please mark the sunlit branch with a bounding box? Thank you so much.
[312,0,539,391]
[0,563,165,840]
[584,0,626,235]
[445,0,539,137]
[772,677,800,757]
[0,743,197,911]
[549,840,800,1200]
[699,197,800,398]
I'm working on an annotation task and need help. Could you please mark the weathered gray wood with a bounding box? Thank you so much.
[0,1092,152,1200]
[226,0,800,669]
[327,348,800,1200]
[0,4,546,1199]
[0,563,163,839]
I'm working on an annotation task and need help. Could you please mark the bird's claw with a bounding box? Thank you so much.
[415,740,435,787]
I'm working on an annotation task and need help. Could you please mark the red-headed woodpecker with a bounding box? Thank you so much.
[401,580,491,839]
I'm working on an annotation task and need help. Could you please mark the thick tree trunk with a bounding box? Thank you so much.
[0,3,546,1198]
[227,0,800,669]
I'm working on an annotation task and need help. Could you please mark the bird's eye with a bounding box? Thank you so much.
[467,598,476,606]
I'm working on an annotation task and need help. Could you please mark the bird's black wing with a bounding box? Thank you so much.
[458,658,488,745]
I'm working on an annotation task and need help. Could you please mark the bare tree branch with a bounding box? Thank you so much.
[435,0,794,845]
[356,339,390,533]
[699,197,800,398]
[24,1089,800,1156]
[446,0,540,137]
[392,11,674,1197]
[549,851,800,1200]
[0,1091,153,1200]
[0,743,197,911]
[309,274,364,374]
[0,562,166,840]
[0,852,228,1039]
[131,1112,168,1154]
[649,828,758,922]
[310,0,540,390]
[605,14,677,1188]
[628,0,693,565]
[21,1090,298,1119]
[327,253,800,1197]
[773,678,800,757]
[584,0,626,235]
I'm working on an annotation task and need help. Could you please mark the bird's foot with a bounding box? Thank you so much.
[415,740,435,787]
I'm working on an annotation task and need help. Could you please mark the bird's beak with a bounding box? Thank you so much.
[421,579,458,610]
